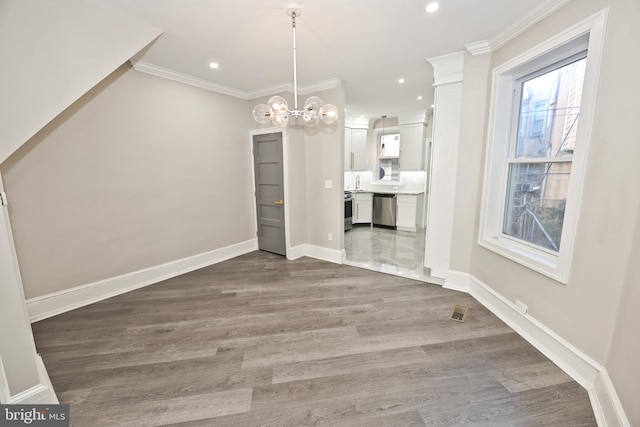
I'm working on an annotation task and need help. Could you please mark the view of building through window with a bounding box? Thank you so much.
[503,56,587,252]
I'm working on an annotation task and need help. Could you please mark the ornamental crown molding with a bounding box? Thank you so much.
[246,78,341,100]
[398,112,428,126]
[345,116,371,129]
[465,0,573,55]
[131,60,250,99]
[427,51,464,86]
[130,60,340,101]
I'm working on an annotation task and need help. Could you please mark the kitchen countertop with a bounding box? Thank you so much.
[348,189,425,195]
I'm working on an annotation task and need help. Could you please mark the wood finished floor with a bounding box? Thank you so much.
[32,251,596,426]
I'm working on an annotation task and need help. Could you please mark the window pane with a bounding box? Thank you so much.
[515,57,586,159]
[503,162,571,252]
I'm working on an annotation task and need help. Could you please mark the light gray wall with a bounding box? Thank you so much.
[449,52,491,274]
[607,206,640,426]
[454,0,640,420]
[304,84,345,251]
[1,64,255,300]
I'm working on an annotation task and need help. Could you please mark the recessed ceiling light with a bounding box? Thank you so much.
[209,62,219,69]
[417,96,423,100]
[398,78,405,84]
[431,104,435,108]
[425,2,440,13]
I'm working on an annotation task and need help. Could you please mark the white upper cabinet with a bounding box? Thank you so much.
[345,128,368,171]
[399,123,425,171]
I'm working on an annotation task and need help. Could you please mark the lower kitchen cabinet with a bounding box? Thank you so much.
[396,193,424,232]
[354,192,373,224]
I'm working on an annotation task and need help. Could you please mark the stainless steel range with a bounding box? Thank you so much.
[344,191,353,231]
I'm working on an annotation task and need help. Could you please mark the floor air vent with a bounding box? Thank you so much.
[449,304,468,322]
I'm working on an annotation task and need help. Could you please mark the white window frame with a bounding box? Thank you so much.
[478,9,608,284]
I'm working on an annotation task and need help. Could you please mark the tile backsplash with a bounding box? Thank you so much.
[344,171,426,192]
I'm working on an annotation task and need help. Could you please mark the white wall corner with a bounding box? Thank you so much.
[443,270,471,293]
[287,244,306,260]
[27,239,258,322]
[592,369,631,427]
[427,51,465,86]
[465,274,629,427]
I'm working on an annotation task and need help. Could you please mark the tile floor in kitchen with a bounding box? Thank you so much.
[344,224,439,283]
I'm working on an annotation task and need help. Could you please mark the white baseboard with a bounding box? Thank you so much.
[444,270,630,427]
[287,244,344,264]
[592,368,630,427]
[287,244,306,260]
[27,239,258,322]
[0,355,57,404]
[0,356,9,403]
[301,244,344,264]
[444,269,471,292]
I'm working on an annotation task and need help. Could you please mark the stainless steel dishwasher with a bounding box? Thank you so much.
[372,193,397,228]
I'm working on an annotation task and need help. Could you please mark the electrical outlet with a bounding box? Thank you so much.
[324,180,333,189]
[327,233,333,241]
[515,299,528,315]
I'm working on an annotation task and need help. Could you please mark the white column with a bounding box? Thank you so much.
[424,52,464,279]
[0,173,53,403]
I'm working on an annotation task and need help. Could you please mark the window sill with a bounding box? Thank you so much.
[478,235,568,284]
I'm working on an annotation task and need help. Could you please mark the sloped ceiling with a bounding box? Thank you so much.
[0,0,162,164]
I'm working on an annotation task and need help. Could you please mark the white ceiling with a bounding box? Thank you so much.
[85,0,541,121]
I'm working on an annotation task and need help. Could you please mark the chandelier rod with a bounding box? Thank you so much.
[291,11,299,110]
[251,6,337,127]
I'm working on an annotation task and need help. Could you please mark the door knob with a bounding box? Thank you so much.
[274,200,284,205]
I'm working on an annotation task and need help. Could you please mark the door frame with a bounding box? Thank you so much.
[249,127,291,257]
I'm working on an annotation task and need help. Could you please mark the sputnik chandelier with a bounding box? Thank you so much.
[252,6,338,128]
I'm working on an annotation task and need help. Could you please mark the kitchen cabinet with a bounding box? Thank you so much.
[399,123,425,171]
[353,192,373,224]
[396,193,424,232]
[344,128,368,171]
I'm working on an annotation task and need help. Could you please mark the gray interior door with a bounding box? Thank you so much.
[253,132,286,256]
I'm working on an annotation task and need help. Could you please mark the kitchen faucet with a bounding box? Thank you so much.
[355,175,360,189]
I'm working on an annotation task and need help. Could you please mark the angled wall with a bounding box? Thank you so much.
[0,0,161,402]
[0,0,161,163]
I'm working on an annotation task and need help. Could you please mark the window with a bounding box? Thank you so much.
[378,132,400,181]
[504,55,586,253]
[479,10,607,283]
